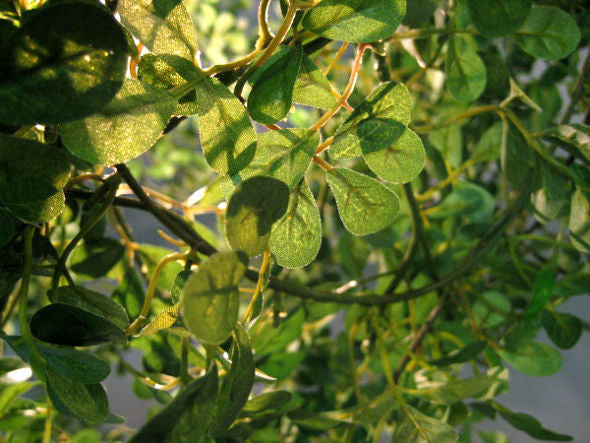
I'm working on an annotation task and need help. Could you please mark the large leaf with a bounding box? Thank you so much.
[209,324,255,436]
[181,252,248,345]
[270,179,322,268]
[542,310,582,350]
[30,303,127,346]
[466,0,532,38]
[326,167,399,236]
[512,6,581,60]
[446,35,487,103]
[293,54,338,109]
[498,342,562,376]
[194,76,257,176]
[130,367,218,442]
[393,404,459,443]
[363,128,425,183]
[0,3,128,124]
[119,0,198,60]
[38,345,110,384]
[225,176,290,257]
[0,135,71,224]
[248,44,303,125]
[46,369,109,424]
[331,82,412,159]
[60,79,177,165]
[302,0,406,43]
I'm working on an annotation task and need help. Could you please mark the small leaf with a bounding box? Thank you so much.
[242,391,293,416]
[209,324,255,436]
[38,345,110,384]
[118,0,198,60]
[501,120,534,187]
[248,44,303,125]
[498,341,562,376]
[139,304,180,337]
[326,167,399,236]
[181,252,248,345]
[170,270,193,304]
[393,404,459,443]
[473,122,502,162]
[430,182,495,224]
[293,54,338,109]
[542,310,582,350]
[30,303,127,346]
[432,341,488,367]
[46,369,109,423]
[0,3,128,124]
[495,404,573,441]
[429,125,463,168]
[331,82,412,159]
[466,0,532,38]
[525,269,554,316]
[194,77,257,176]
[569,186,590,252]
[270,179,322,268]
[363,128,425,183]
[225,176,290,257]
[60,79,177,165]
[302,0,406,43]
[130,367,218,442]
[512,6,581,60]
[473,291,511,328]
[446,35,487,103]
[70,239,125,279]
[416,375,498,405]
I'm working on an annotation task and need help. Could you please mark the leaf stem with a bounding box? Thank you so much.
[243,248,270,323]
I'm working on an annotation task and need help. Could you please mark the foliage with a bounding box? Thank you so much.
[0,0,588,441]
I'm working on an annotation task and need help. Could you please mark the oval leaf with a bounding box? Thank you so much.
[499,341,562,376]
[446,35,487,103]
[293,54,338,109]
[39,345,110,384]
[542,310,582,350]
[466,0,532,38]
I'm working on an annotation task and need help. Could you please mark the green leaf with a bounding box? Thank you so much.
[362,128,425,183]
[0,381,38,415]
[542,124,590,163]
[473,291,511,328]
[170,270,193,304]
[416,375,498,405]
[525,269,554,316]
[0,208,16,248]
[130,367,218,442]
[138,54,201,116]
[30,303,127,346]
[293,54,338,109]
[0,3,127,125]
[60,79,176,165]
[222,128,319,196]
[429,125,463,168]
[473,123,503,163]
[225,176,290,257]
[0,135,71,224]
[430,182,495,224]
[446,35,487,103]
[46,369,109,424]
[248,44,303,125]
[432,341,487,366]
[512,6,581,60]
[393,404,459,443]
[48,286,129,330]
[496,405,573,441]
[533,163,570,224]
[270,179,322,269]
[251,309,305,355]
[331,82,412,159]
[302,0,406,43]
[209,324,255,436]
[139,304,180,337]
[498,341,562,376]
[242,390,293,416]
[70,239,125,279]
[38,345,110,384]
[194,76,257,176]
[326,167,399,236]
[542,310,582,350]
[181,252,248,345]
[466,0,532,38]
[119,0,198,60]
[501,120,534,187]
[569,186,590,252]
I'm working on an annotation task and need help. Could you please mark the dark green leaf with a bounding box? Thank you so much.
[119,0,198,60]
[513,6,581,60]
[270,179,322,269]
[0,3,127,124]
[542,310,582,350]
[30,303,127,346]
[181,252,248,345]
[446,35,487,103]
[248,44,303,125]
[225,176,290,257]
[112,262,145,319]
[130,367,218,442]
[501,120,534,187]
[194,76,257,176]
[70,239,125,279]
[326,167,399,235]
[293,54,338,109]
[393,404,459,443]
[496,405,573,441]
[209,324,255,436]
[331,82,412,159]
[0,208,17,248]
[60,79,177,165]
[302,0,406,43]
[498,342,562,376]
[504,315,542,351]
[38,345,110,384]
[170,270,193,304]
[466,0,532,38]
[525,269,554,316]
[432,341,487,366]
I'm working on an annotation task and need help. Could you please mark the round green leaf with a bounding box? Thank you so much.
[60,79,177,165]
[181,251,248,345]
[270,179,322,269]
[0,3,128,124]
[512,6,581,60]
[446,35,487,103]
[326,167,400,236]
[39,345,110,384]
[499,342,562,376]
[226,176,290,257]
[467,0,532,38]
[302,0,406,43]
[473,291,511,327]
[542,310,583,350]
[362,128,425,183]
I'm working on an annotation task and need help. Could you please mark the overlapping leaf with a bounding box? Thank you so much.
[446,35,487,103]
[466,0,532,38]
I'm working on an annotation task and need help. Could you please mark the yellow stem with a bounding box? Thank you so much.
[243,249,271,323]
[324,41,349,76]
